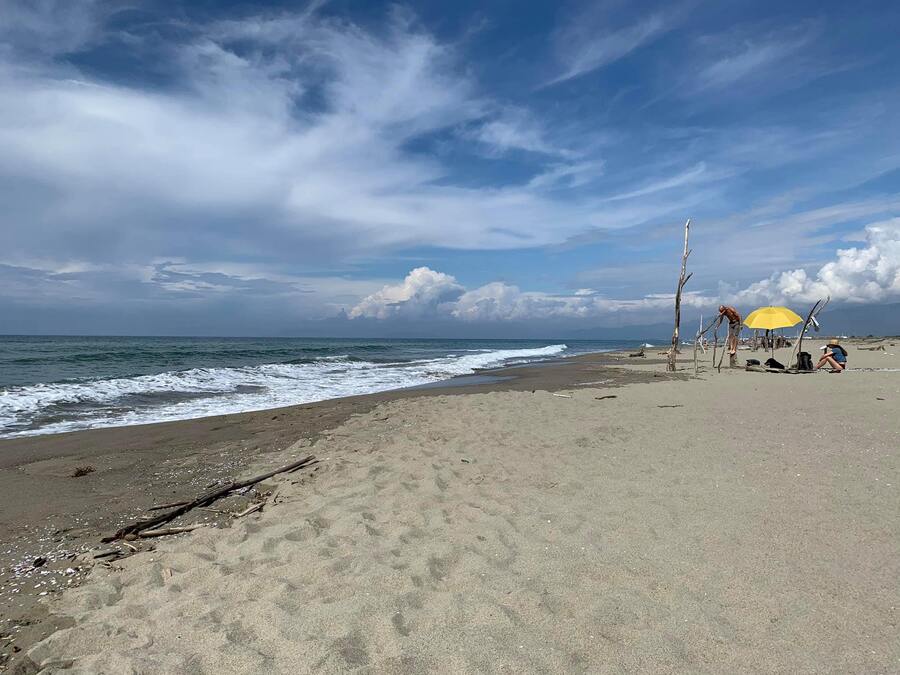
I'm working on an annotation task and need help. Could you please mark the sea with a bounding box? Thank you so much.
[0,336,652,438]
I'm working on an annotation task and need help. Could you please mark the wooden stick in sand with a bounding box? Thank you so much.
[234,502,264,518]
[667,219,692,372]
[787,296,830,368]
[103,455,316,542]
[693,314,719,375]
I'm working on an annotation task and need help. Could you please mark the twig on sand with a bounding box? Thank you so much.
[148,500,191,511]
[103,455,317,542]
[657,404,683,408]
[595,395,617,400]
[551,393,572,398]
[234,502,264,518]
[138,525,205,538]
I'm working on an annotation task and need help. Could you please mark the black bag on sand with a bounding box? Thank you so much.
[764,357,785,370]
[746,359,761,366]
[797,352,813,371]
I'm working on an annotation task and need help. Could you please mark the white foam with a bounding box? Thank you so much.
[0,344,567,438]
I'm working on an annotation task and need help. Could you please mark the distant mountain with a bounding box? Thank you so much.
[815,303,900,337]
[563,322,672,341]
[567,304,900,342]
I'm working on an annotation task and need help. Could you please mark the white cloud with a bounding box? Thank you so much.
[690,21,826,96]
[0,3,717,269]
[598,163,715,202]
[466,108,573,157]
[527,161,605,190]
[545,8,673,86]
[698,39,800,90]
[352,219,900,323]
[352,268,714,322]
[348,267,463,319]
[731,219,900,305]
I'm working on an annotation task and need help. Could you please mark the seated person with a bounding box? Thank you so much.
[816,340,848,372]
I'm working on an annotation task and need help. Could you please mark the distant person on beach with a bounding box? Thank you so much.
[718,305,742,355]
[816,340,848,372]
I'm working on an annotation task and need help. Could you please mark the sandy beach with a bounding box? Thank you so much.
[4,342,899,673]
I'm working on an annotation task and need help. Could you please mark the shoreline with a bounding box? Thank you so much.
[4,340,897,672]
[1,350,662,665]
[0,340,606,441]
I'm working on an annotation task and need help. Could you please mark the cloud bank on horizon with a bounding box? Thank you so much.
[1,0,898,334]
[351,219,900,321]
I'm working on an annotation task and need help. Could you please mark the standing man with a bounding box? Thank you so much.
[717,305,742,357]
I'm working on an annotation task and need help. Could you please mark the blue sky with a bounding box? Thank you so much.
[1,0,898,335]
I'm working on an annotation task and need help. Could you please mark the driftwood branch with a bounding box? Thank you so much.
[234,502,264,518]
[103,455,316,542]
[716,343,727,373]
[147,500,190,511]
[667,218,691,372]
[694,314,719,375]
[789,296,830,367]
[139,525,206,538]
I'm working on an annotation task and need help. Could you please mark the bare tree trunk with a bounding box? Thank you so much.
[667,219,692,372]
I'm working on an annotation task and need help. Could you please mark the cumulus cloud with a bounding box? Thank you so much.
[353,220,900,323]
[348,267,464,319]
[351,268,713,322]
[731,219,900,305]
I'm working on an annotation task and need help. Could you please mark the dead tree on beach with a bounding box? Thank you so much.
[667,219,692,372]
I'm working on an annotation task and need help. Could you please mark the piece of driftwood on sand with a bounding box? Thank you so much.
[694,315,720,375]
[138,525,206,538]
[147,500,191,511]
[786,297,830,368]
[667,219,692,372]
[102,455,317,542]
[234,502,264,518]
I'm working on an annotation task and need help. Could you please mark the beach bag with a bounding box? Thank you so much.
[746,359,761,366]
[764,357,785,370]
[797,352,813,371]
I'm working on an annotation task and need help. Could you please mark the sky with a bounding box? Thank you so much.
[1,0,899,337]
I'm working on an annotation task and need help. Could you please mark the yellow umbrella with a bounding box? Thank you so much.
[744,306,803,330]
[744,306,803,359]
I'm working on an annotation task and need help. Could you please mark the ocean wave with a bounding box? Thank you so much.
[0,344,567,438]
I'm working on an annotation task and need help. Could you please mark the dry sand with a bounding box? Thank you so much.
[0,354,657,666]
[12,342,900,673]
